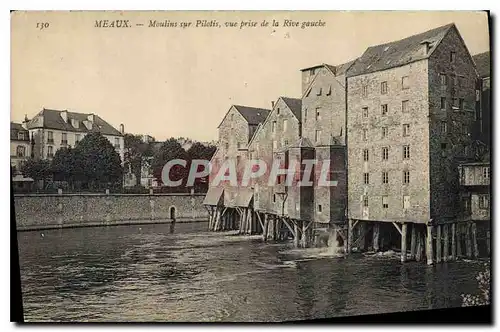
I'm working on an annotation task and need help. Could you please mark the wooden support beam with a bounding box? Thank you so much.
[426,224,434,265]
[262,214,269,241]
[392,222,402,236]
[256,212,264,232]
[472,222,479,259]
[347,219,354,254]
[436,225,442,263]
[466,222,472,258]
[451,223,456,260]
[401,223,407,263]
[443,224,449,262]
[487,230,491,256]
[456,223,462,258]
[301,220,308,247]
[282,219,295,237]
[415,230,423,262]
[373,222,380,252]
[294,221,300,248]
[358,222,366,251]
[410,224,417,260]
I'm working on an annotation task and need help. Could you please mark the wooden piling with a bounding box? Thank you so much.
[472,222,479,259]
[456,223,462,258]
[443,224,449,262]
[294,222,299,248]
[487,230,490,256]
[373,222,380,252]
[466,222,472,258]
[426,224,434,265]
[401,223,407,263]
[451,223,456,260]
[416,230,423,262]
[262,214,268,241]
[410,224,417,260]
[347,219,353,254]
[358,222,366,251]
[436,225,442,263]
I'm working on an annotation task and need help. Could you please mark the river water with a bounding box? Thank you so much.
[17,222,485,322]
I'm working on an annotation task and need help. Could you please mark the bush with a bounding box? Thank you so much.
[462,263,490,306]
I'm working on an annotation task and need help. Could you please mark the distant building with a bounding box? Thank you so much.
[26,108,125,162]
[458,161,490,222]
[10,122,32,173]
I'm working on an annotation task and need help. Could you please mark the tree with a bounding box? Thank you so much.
[51,147,82,189]
[74,132,123,189]
[124,134,154,186]
[20,158,51,188]
[186,142,216,190]
[462,263,490,306]
[152,138,189,189]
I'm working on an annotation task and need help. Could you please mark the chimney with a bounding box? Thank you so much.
[61,110,68,123]
[119,123,124,134]
[21,114,29,130]
[271,101,275,109]
[87,113,94,122]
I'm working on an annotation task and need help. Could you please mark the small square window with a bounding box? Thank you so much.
[402,100,409,113]
[362,129,368,141]
[441,143,447,149]
[483,167,490,179]
[362,85,368,97]
[440,73,447,87]
[316,108,321,120]
[450,51,456,63]
[441,97,447,110]
[363,196,369,207]
[276,108,280,115]
[364,173,370,185]
[403,171,410,184]
[459,98,464,110]
[362,107,368,118]
[403,195,410,210]
[403,145,410,159]
[441,121,447,134]
[402,76,409,90]
[382,171,389,184]
[363,149,369,161]
[381,104,388,116]
[381,81,388,94]
[326,86,332,96]
[317,87,322,96]
[382,196,389,209]
[382,147,389,160]
[318,204,322,213]
[403,124,410,137]
[479,195,489,209]
[273,194,276,203]
[382,127,388,138]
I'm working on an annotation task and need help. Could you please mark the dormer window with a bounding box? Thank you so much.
[71,118,79,129]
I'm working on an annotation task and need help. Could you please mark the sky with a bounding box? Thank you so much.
[11,11,490,142]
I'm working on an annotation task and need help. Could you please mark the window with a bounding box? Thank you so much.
[304,108,308,122]
[441,121,447,134]
[362,129,368,141]
[47,146,54,158]
[483,167,490,179]
[272,121,276,133]
[363,196,369,207]
[450,51,456,63]
[403,196,410,210]
[402,100,409,113]
[273,140,278,149]
[318,204,322,213]
[382,196,389,209]
[362,85,368,97]
[362,107,368,118]
[283,119,288,132]
[316,108,321,121]
[459,98,464,110]
[381,104,388,116]
[402,76,409,89]
[403,171,410,184]
[326,85,332,96]
[75,134,81,144]
[114,138,120,148]
[16,145,25,157]
[273,194,276,203]
[403,145,410,159]
[441,97,447,110]
[225,142,229,150]
[276,107,280,115]
[452,98,458,109]
[382,171,389,184]
[381,81,388,94]
[382,147,389,160]
[18,132,25,140]
[441,143,447,149]
[403,124,410,137]
[47,131,54,143]
[315,130,321,143]
[479,195,489,209]
[284,139,289,146]
[317,87,322,96]
[363,149,369,161]
[61,132,68,145]
[382,127,388,138]
[363,173,370,184]
[440,73,447,87]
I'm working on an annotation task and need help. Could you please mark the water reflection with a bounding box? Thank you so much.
[17,222,483,322]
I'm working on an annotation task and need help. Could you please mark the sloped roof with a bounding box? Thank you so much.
[280,97,302,121]
[234,188,254,208]
[27,108,123,136]
[10,122,29,141]
[233,105,271,125]
[347,23,454,77]
[473,51,490,78]
[203,187,224,206]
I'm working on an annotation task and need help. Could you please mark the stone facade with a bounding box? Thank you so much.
[14,193,208,231]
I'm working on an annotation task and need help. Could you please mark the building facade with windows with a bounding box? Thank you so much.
[346,23,477,224]
[10,122,32,174]
[26,108,125,162]
[458,162,490,221]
